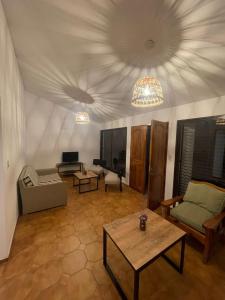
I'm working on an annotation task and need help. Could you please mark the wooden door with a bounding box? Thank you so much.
[130,126,149,193]
[148,120,169,209]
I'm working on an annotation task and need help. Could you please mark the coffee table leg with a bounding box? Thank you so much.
[179,236,185,273]
[161,236,186,274]
[133,270,140,300]
[103,229,107,267]
[103,229,128,300]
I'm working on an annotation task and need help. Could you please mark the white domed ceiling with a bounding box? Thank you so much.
[3,0,225,122]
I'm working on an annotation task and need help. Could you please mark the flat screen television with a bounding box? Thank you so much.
[62,152,79,163]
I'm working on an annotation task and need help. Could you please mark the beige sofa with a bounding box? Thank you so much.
[18,165,67,214]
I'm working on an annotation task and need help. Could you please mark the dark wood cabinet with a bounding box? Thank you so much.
[129,121,169,209]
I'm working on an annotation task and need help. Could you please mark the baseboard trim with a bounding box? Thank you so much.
[0,214,18,262]
[0,257,8,264]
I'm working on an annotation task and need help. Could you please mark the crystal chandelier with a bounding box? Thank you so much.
[132,76,164,107]
[75,112,90,124]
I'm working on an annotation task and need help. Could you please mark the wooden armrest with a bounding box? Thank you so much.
[203,211,225,231]
[161,196,183,207]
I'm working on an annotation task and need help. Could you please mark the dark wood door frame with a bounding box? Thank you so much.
[148,120,169,210]
[129,125,150,194]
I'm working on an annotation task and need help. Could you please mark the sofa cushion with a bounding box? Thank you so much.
[184,181,225,215]
[39,174,61,185]
[171,202,213,233]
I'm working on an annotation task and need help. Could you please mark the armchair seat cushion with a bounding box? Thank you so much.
[105,171,120,185]
[171,202,213,233]
[88,165,104,176]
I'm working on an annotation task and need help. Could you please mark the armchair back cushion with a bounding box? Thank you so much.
[184,181,225,215]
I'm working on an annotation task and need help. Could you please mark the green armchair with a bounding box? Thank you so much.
[161,181,225,263]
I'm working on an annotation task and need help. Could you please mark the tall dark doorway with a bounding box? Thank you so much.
[129,120,169,209]
[129,125,150,193]
[100,127,127,176]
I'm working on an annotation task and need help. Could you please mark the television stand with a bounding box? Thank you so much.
[56,162,83,176]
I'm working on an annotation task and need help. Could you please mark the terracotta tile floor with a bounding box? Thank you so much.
[0,178,225,300]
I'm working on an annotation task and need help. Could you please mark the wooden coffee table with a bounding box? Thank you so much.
[73,171,98,193]
[103,208,186,300]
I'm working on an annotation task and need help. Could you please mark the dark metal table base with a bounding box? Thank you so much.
[103,229,186,300]
[73,176,99,193]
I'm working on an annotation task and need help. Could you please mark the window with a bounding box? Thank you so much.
[174,115,225,195]
[100,127,127,176]
[213,129,225,178]
[178,125,195,195]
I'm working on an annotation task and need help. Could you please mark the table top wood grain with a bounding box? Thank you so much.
[74,171,98,180]
[103,208,186,271]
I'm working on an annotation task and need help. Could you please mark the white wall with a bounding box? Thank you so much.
[104,96,225,198]
[25,92,101,169]
[0,1,25,259]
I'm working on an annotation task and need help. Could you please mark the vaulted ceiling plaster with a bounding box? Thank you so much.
[3,0,225,122]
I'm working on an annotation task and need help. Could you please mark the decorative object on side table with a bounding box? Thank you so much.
[139,214,148,231]
[82,168,87,175]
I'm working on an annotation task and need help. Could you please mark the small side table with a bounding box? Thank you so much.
[73,171,99,193]
[103,209,186,300]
